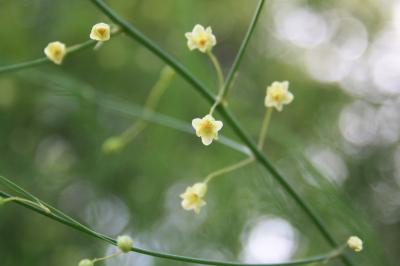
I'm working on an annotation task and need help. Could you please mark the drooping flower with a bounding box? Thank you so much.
[192,114,223,146]
[185,24,216,53]
[264,81,294,111]
[347,236,363,252]
[180,182,208,214]
[44,41,66,65]
[90,22,111,42]
[117,235,133,253]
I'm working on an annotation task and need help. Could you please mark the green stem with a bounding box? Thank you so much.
[257,107,273,149]
[120,66,174,143]
[207,51,225,115]
[89,1,353,265]
[92,252,122,263]
[103,66,175,152]
[1,196,50,213]
[204,157,254,183]
[207,51,224,91]
[0,31,121,74]
[0,189,341,266]
[220,0,265,101]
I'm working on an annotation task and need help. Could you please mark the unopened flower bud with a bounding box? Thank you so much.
[117,235,133,253]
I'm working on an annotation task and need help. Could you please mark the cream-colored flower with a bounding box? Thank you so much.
[78,259,93,266]
[44,41,66,65]
[192,114,223,146]
[90,22,111,41]
[117,235,133,253]
[180,182,207,214]
[265,81,294,111]
[185,24,216,53]
[347,236,363,252]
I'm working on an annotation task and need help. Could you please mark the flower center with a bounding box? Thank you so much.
[53,48,61,56]
[187,193,200,203]
[200,120,214,135]
[271,89,284,101]
[196,34,208,47]
[97,28,106,35]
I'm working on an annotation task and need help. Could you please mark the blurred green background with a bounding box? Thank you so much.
[0,0,398,265]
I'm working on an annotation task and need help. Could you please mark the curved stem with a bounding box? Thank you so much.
[103,66,175,152]
[1,196,50,213]
[204,157,254,183]
[0,189,342,266]
[257,107,273,149]
[207,51,224,91]
[89,1,353,265]
[207,51,225,115]
[0,31,121,74]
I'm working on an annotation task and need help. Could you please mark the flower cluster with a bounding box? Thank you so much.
[179,24,296,215]
[44,22,111,65]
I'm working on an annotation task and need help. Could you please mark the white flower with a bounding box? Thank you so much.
[185,24,216,53]
[264,81,294,111]
[44,41,66,65]
[90,22,111,42]
[117,235,133,253]
[78,259,93,266]
[192,114,223,146]
[347,236,363,252]
[180,182,208,214]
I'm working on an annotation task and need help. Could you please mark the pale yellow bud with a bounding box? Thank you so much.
[117,235,133,253]
[90,23,111,42]
[44,41,66,65]
[347,236,363,252]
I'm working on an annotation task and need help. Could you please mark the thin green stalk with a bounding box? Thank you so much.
[0,188,341,266]
[88,2,353,266]
[1,196,50,213]
[102,66,175,153]
[207,51,224,90]
[257,107,273,149]
[221,0,266,101]
[204,157,254,183]
[92,252,122,263]
[207,51,225,115]
[0,31,121,74]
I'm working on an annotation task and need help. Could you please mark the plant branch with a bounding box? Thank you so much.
[0,187,342,266]
[257,107,273,149]
[220,0,266,101]
[0,30,121,74]
[204,157,254,183]
[89,1,352,265]
[207,51,225,91]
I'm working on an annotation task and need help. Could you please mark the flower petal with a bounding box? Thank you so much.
[214,121,223,131]
[201,136,213,146]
